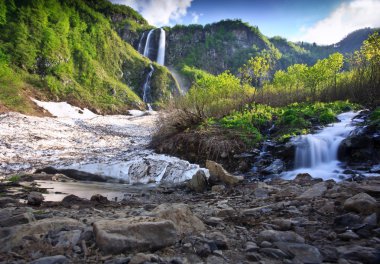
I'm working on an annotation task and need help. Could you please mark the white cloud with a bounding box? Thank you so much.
[294,0,380,45]
[110,0,193,26]
[191,12,202,24]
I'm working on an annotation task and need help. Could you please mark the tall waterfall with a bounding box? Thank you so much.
[157,28,166,65]
[143,29,155,58]
[282,112,359,181]
[138,28,166,109]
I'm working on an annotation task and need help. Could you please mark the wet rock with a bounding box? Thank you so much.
[151,203,205,236]
[188,170,208,192]
[206,160,243,185]
[93,216,178,254]
[61,194,92,208]
[257,230,305,244]
[293,173,313,185]
[271,219,295,231]
[30,255,69,264]
[274,242,323,264]
[364,213,378,226]
[206,255,227,264]
[0,207,35,227]
[262,159,284,175]
[298,182,327,199]
[242,205,272,217]
[54,229,82,247]
[337,245,380,264]
[90,194,108,204]
[27,192,45,206]
[343,192,378,215]
[104,257,131,264]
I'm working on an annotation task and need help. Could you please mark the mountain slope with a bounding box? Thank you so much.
[0,0,176,114]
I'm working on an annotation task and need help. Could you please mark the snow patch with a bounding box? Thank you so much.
[32,98,97,119]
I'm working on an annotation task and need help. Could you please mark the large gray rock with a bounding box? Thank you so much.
[262,159,284,175]
[0,217,84,252]
[0,207,35,227]
[344,192,378,215]
[275,242,323,263]
[206,160,243,185]
[257,230,305,244]
[188,170,208,192]
[151,203,205,236]
[298,182,327,199]
[337,245,380,264]
[93,216,178,254]
[27,192,45,206]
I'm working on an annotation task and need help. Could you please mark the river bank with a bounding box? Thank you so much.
[1,172,380,263]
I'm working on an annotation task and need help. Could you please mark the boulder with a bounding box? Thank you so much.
[0,207,35,227]
[337,245,380,264]
[298,182,327,199]
[274,242,323,264]
[293,173,313,185]
[206,160,243,185]
[257,230,305,244]
[0,217,84,252]
[188,170,208,192]
[151,203,205,236]
[27,192,44,206]
[93,217,178,254]
[343,192,378,215]
[262,159,284,175]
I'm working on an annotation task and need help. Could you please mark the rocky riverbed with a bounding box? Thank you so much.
[1,172,380,263]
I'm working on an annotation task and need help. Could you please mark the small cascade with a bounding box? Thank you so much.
[282,111,359,181]
[142,65,154,110]
[143,29,155,59]
[157,28,166,65]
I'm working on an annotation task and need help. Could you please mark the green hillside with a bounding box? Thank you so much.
[0,0,175,114]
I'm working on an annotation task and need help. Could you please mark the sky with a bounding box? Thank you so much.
[110,0,380,45]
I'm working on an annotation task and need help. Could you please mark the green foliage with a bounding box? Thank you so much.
[370,107,380,127]
[7,175,21,183]
[0,0,176,113]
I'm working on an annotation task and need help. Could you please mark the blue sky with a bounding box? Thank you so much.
[110,0,380,44]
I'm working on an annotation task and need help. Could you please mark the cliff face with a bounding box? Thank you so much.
[165,21,273,74]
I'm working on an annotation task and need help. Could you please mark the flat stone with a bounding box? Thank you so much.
[93,216,178,254]
[30,255,69,264]
[206,160,243,185]
[257,230,305,244]
[298,182,327,199]
[245,241,259,252]
[343,192,377,215]
[151,203,205,236]
[274,242,323,264]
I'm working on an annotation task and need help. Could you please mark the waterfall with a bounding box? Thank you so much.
[142,65,154,110]
[282,111,359,181]
[157,28,166,65]
[137,31,147,54]
[143,29,155,58]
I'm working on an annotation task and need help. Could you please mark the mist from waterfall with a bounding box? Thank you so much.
[282,111,359,181]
